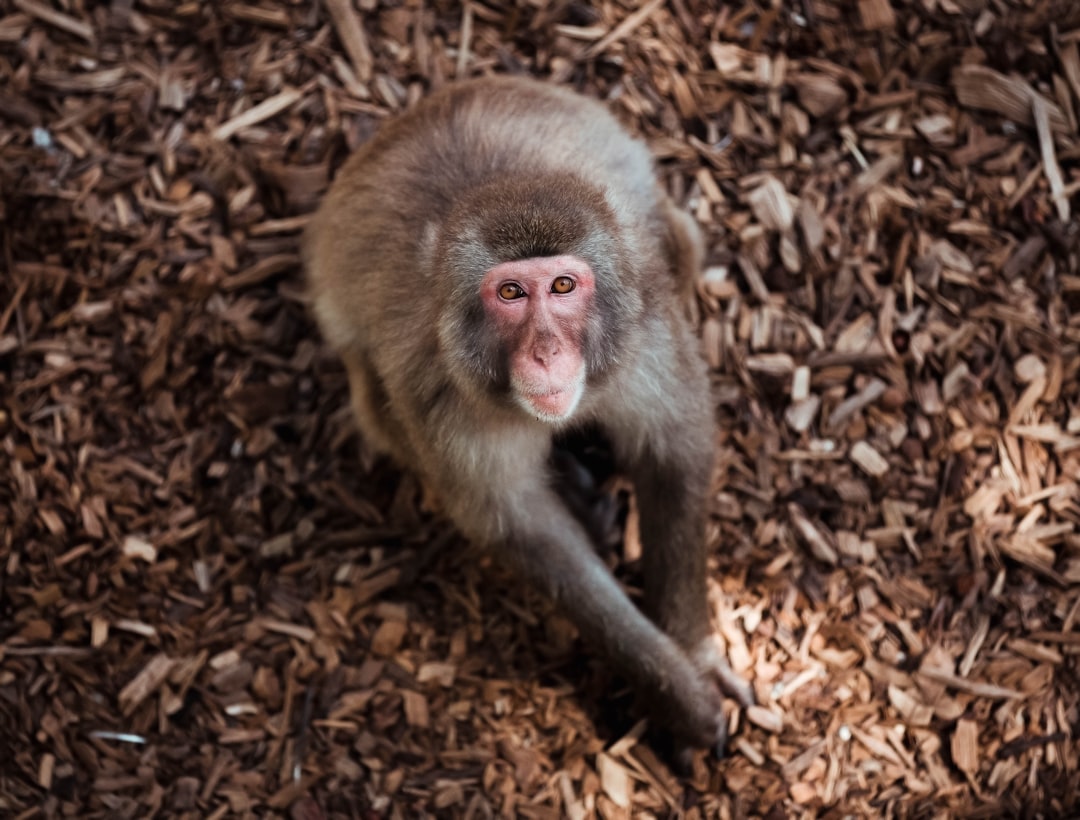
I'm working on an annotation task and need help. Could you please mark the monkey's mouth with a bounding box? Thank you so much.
[515,375,585,423]
[525,389,573,417]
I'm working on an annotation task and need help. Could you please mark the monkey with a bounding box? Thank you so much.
[304,76,753,755]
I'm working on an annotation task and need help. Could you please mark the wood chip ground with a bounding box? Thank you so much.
[3,1,1080,818]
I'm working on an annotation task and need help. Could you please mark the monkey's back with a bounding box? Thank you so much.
[305,76,664,360]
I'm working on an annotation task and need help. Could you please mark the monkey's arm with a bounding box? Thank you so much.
[608,327,756,709]
[630,436,755,709]
[423,428,727,749]
[505,489,726,747]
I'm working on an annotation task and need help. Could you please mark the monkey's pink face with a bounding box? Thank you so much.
[480,255,595,423]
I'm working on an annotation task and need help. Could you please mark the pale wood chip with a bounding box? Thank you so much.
[826,378,887,431]
[1014,353,1047,384]
[258,617,315,643]
[323,0,373,82]
[581,0,665,60]
[121,534,157,563]
[915,113,956,146]
[917,668,1024,700]
[1007,639,1063,665]
[746,352,796,376]
[733,737,766,766]
[1009,423,1080,451]
[113,618,157,638]
[1032,94,1071,222]
[789,781,817,803]
[857,0,896,29]
[212,87,304,141]
[791,365,811,402]
[746,705,784,733]
[371,620,408,656]
[785,395,820,433]
[952,719,980,776]
[747,175,795,232]
[118,654,177,715]
[402,690,430,727]
[789,504,839,565]
[793,73,848,117]
[417,661,456,686]
[849,441,890,477]
[850,725,906,767]
[834,312,877,353]
[596,752,632,808]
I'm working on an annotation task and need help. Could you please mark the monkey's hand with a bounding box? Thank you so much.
[447,471,728,753]
[653,652,730,758]
[691,635,755,709]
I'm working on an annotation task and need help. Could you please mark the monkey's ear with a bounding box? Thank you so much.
[661,197,705,294]
[660,197,705,323]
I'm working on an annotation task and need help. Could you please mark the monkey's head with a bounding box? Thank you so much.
[479,252,593,421]
[434,172,643,424]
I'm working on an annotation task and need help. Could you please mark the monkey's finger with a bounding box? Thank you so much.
[692,638,756,708]
[699,652,755,708]
[673,744,696,777]
[715,665,755,708]
[713,720,728,760]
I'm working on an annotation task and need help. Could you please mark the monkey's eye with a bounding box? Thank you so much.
[551,276,575,294]
[498,282,525,300]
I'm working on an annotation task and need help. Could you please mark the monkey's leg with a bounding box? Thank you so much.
[341,349,399,459]
[342,351,444,512]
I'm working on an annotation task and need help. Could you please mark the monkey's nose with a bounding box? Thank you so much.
[533,342,560,366]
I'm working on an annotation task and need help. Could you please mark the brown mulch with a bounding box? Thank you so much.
[3,0,1080,817]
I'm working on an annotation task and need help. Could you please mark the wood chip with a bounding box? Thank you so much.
[597,752,632,809]
[15,0,94,41]
[849,441,890,477]
[213,87,304,141]
[745,705,784,733]
[323,0,373,82]
[952,65,1070,134]
[858,0,896,30]
[581,0,665,60]
[952,719,980,776]
[118,654,177,715]
[121,534,157,563]
[1032,94,1071,222]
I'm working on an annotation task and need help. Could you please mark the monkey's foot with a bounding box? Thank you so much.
[692,636,755,709]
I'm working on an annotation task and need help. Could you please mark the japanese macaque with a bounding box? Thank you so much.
[305,76,753,754]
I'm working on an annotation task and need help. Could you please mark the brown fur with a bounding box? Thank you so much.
[305,76,751,753]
